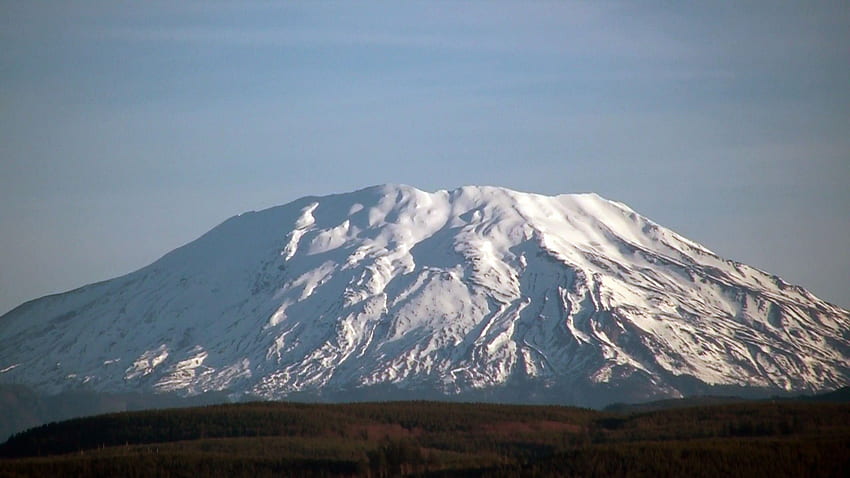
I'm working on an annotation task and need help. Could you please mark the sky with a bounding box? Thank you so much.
[1,1,848,314]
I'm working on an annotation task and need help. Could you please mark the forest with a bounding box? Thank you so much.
[1,399,848,477]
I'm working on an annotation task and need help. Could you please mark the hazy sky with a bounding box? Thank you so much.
[1,1,848,314]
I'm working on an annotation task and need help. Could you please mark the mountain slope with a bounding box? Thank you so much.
[1,185,848,405]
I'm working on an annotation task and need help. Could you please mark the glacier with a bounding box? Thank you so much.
[1,184,848,406]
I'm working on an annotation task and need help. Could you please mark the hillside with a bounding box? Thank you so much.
[2,400,849,477]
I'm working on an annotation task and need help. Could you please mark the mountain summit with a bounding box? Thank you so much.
[2,185,848,406]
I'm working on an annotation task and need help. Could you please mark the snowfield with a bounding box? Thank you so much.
[1,185,848,405]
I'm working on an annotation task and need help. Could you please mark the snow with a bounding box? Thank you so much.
[0,364,19,374]
[0,184,848,402]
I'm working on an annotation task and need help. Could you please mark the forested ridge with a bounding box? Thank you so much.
[1,400,849,477]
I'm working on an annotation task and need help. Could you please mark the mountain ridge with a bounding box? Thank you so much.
[1,184,848,406]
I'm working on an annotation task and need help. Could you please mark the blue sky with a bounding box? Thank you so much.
[1,1,848,313]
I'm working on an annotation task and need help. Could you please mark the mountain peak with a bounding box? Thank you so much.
[1,185,848,405]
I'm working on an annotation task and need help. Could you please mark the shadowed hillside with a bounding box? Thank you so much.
[2,400,849,477]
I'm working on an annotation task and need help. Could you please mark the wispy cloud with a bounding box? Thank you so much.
[85,1,692,61]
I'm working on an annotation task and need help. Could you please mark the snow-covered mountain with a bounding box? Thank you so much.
[1,185,848,406]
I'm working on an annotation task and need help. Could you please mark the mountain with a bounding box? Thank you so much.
[1,185,848,407]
